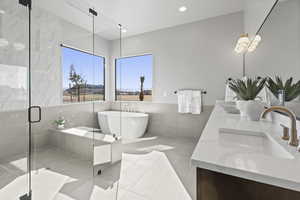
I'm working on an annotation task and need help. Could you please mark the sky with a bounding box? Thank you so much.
[62,47,104,89]
[62,47,153,91]
[116,54,153,91]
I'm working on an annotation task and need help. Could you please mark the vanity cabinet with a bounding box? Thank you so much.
[197,168,300,200]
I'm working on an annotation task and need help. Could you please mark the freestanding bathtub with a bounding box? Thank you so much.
[97,111,149,139]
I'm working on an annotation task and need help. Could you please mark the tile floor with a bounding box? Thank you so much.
[0,134,197,200]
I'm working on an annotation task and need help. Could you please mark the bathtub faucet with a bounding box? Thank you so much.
[122,103,132,112]
[121,103,129,112]
[121,103,136,112]
[129,104,135,112]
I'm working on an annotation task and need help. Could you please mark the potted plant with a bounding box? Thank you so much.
[266,76,300,104]
[53,117,66,129]
[229,77,266,120]
[266,76,300,115]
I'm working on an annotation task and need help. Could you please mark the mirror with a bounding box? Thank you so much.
[245,0,300,116]
[243,0,278,40]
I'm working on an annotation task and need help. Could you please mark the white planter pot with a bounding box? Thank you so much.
[245,100,265,121]
[57,124,65,129]
[236,100,248,117]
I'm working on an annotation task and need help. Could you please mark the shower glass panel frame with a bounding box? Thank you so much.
[0,0,31,199]
[30,0,95,199]
[92,7,123,199]
[0,0,123,199]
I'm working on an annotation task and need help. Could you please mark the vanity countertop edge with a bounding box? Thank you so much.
[191,104,300,192]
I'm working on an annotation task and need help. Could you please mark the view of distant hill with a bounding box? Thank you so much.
[63,84,104,95]
[116,89,152,95]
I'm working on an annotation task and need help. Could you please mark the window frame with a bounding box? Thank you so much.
[60,44,106,103]
[114,54,153,102]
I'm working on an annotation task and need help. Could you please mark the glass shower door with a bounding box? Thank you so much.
[0,0,30,199]
[0,0,124,199]
[91,13,122,200]
[29,0,95,199]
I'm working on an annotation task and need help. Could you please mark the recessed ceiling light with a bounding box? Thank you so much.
[122,29,127,33]
[179,6,187,12]
[0,10,5,14]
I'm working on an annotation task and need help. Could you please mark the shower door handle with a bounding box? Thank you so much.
[28,106,41,123]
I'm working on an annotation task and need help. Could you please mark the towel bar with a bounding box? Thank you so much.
[174,89,207,95]
[227,76,262,82]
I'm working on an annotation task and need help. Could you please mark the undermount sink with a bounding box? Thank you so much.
[219,128,294,160]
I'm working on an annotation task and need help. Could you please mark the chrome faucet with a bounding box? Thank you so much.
[261,106,299,147]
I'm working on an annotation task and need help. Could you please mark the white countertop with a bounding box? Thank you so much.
[191,104,300,192]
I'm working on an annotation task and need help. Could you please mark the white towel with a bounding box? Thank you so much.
[178,92,185,113]
[225,84,236,102]
[178,90,202,114]
[178,90,193,113]
[191,91,202,114]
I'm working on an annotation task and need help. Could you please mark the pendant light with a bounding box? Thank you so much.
[234,34,250,54]
[248,35,262,52]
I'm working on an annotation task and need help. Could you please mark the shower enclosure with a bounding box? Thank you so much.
[0,0,122,199]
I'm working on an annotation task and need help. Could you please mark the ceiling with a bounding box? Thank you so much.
[36,0,244,40]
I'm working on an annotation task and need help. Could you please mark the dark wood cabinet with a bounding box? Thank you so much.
[197,168,300,200]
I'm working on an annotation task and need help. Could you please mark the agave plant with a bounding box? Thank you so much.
[229,77,266,101]
[266,76,300,102]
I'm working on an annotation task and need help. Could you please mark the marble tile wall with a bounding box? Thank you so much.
[0,2,110,111]
[31,8,62,108]
[0,0,30,111]
[0,2,63,111]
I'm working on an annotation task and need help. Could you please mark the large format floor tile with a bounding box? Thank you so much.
[0,135,197,200]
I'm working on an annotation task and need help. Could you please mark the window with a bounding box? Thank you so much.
[115,54,153,101]
[62,46,105,103]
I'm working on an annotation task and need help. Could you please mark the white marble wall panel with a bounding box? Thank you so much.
[31,9,62,107]
[0,0,29,111]
[0,3,111,111]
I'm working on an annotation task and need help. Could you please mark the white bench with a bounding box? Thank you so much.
[49,127,121,168]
